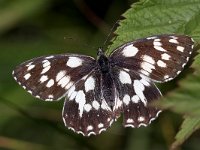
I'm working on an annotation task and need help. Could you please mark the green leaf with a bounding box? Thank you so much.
[0,136,49,150]
[171,117,200,150]
[154,49,200,148]
[107,0,200,53]
[155,64,200,116]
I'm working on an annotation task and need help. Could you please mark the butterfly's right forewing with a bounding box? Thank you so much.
[13,54,96,101]
[110,35,194,82]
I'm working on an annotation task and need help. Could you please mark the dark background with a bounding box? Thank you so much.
[0,0,199,150]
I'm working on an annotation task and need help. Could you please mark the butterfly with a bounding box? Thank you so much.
[12,34,194,136]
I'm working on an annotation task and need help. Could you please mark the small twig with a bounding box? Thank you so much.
[73,0,110,35]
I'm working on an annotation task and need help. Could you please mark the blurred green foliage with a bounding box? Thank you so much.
[0,0,200,150]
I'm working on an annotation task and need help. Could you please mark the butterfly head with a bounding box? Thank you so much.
[97,48,110,73]
[97,47,104,56]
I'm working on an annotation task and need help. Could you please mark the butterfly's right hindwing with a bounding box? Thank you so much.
[112,68,161,127]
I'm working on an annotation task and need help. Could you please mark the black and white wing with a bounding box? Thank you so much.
[112,68,161,127]
[62,70,115,136]
[12,54,96,101]
[110,34,194,82]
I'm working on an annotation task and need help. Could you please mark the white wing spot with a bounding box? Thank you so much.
[87,125,93,131]
[127,118,134,123]
[42,60,50,67]
[26,62,32,67]
[140,78,150,87]
[57,76,70,88]
[157,60,167,68]
[154,38,161,42]
[170,36,178,39]
[46,79,54,88]
[67,57,83,68]
[123,94,131,105]
[24,73,31,80]
[45,56,54,59]
[84,104,92,112]
[41,66,51,74]
[153,41,162,46]
[146,36,157,40]
[140,70,150,76]
[84,76,95,92]
[27,65,35,71]
[169,39,179,44]
[92,100,100,110]
[107,118,111,122]
[101,99,111,111]
[138,116,145,122]
[75,90,86,117]
[161,53,171,60]
[154,46,166,52]
[182,63,186,68]
[177,46,184,52]
[131,95,140,103]
[122,45,139,57]
[48,95,54,99]
[133,80,146,106]
[27,90,32,94]
[124,68,130,72]
[115,97,123,109]
[82,75,88,80]
[177,70,181,75]
[98,123,104,128]
[69,91,77,100]
[36,95,40,99]
[65,81,73,90]
[119,70,132,84]
[142,55,155,64]
[67,85,75,97]
[56,71,66,82]
[140,62,155,73]
[164,75,169,79]
[40,75,48,83]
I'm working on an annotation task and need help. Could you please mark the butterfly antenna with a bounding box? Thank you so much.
[64,36,97,50]
[102,20,120,50]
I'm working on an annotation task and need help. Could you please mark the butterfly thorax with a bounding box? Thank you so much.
[97,48,110,73]
[97,48,116,109]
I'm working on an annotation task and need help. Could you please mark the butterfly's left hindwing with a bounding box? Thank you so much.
[13,54,96,101]
[62,70,114,136]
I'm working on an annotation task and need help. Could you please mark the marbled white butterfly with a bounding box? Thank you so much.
[12,34,194,136]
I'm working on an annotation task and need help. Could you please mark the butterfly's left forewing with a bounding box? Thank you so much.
[13,54,96,100]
